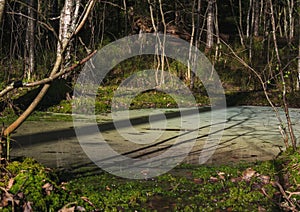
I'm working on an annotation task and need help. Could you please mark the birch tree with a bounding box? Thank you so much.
[24,0,36,81]
[3,0,97,137]
[205,0,214,53]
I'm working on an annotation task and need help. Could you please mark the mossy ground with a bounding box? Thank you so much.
[1,150,300,211]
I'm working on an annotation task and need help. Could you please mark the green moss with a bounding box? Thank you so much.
[3,151,300,211]
[1,158,69,211]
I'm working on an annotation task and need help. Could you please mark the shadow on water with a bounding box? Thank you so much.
[11,106,281,180]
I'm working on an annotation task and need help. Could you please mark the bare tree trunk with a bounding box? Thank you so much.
[283,7,288,38]
[0,0,5,24]
[158,0,166,85]
[123,0,128,35]
[188,0,196,87]
[269,0,297,150]
[296,32,300,91]
[253,0,260,36]
[3,0,97,137]
[229,0,244,46]
[195,0,202,49]
[214,1,220,61]
[59,0,80,68]
[287,0,294,42]
[246,0,252,38]
[24,0,36,81]
[205,0,214,53]
[148,0,160,85]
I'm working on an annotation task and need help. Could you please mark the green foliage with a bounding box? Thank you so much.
[4,155,300,211]
[1,158,69,211]
[276,148,300,204]
[47,100,73,114]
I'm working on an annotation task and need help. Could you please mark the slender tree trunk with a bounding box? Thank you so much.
[195,0,202,49]
[123,0,128,36]
[58,0,74,58]
[287,0,294,42]
[246,0,252,38]
[205,0,214,53]
[158,0,166,85]
[269,0,297,150]
[0,0,5,24]
[24,0,36,81]
[296,32,300,91]
[214,1,220,61]
[253,0,260,36]
[283,7,288,39]
[188,0,196,87]
[229,0,244,46]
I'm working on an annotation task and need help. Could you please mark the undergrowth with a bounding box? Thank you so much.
[1,152,300,211]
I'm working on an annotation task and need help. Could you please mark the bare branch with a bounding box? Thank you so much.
[0,50,97,98]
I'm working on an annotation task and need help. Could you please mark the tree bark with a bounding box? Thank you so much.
[253,0,260,36]
[195,0,202,49]
[205,0,214,53]
[24,0,36,81]
[246,0,252,38]
[0,0,5,24]
[287,0,294,42]
[229,0,244,46]
[296,33,300,91]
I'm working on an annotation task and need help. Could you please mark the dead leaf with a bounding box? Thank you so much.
[230,177,242,183]
[42,182,53,195]
[23,201,33,212]
[258,175,270,184]
[81,196,95,207]
[61,182,68,190]
[6,178,14,191]
[193,178,204,184]
[0,189,13,207]
[58,202,77,212]
[58,206,75,212]
[17,192,24,199]
[258,205,266,211]
[217,172,226,180]
[242,168,256,181]
[209,176,218,183]
[76,206,86,211]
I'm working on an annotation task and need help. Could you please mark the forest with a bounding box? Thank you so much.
[0,0,300,211]
[0,0,299,141]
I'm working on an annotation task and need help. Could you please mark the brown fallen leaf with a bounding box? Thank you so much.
[217,171,226,180]
[230,177,242,183]
[42,182,53,195]
[193,178,204,184]
[59,206,75,212]
[6,178,14,191]
[209,176,219,183]
[23,201,33,212]
[258,175,270,184]
[242,168,256,181]
[81,196,95,207]
[58,202,77,212]
[0,187,13,207]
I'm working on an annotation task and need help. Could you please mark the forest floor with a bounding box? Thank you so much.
[0,105,298,211]
[1,85,300,211]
